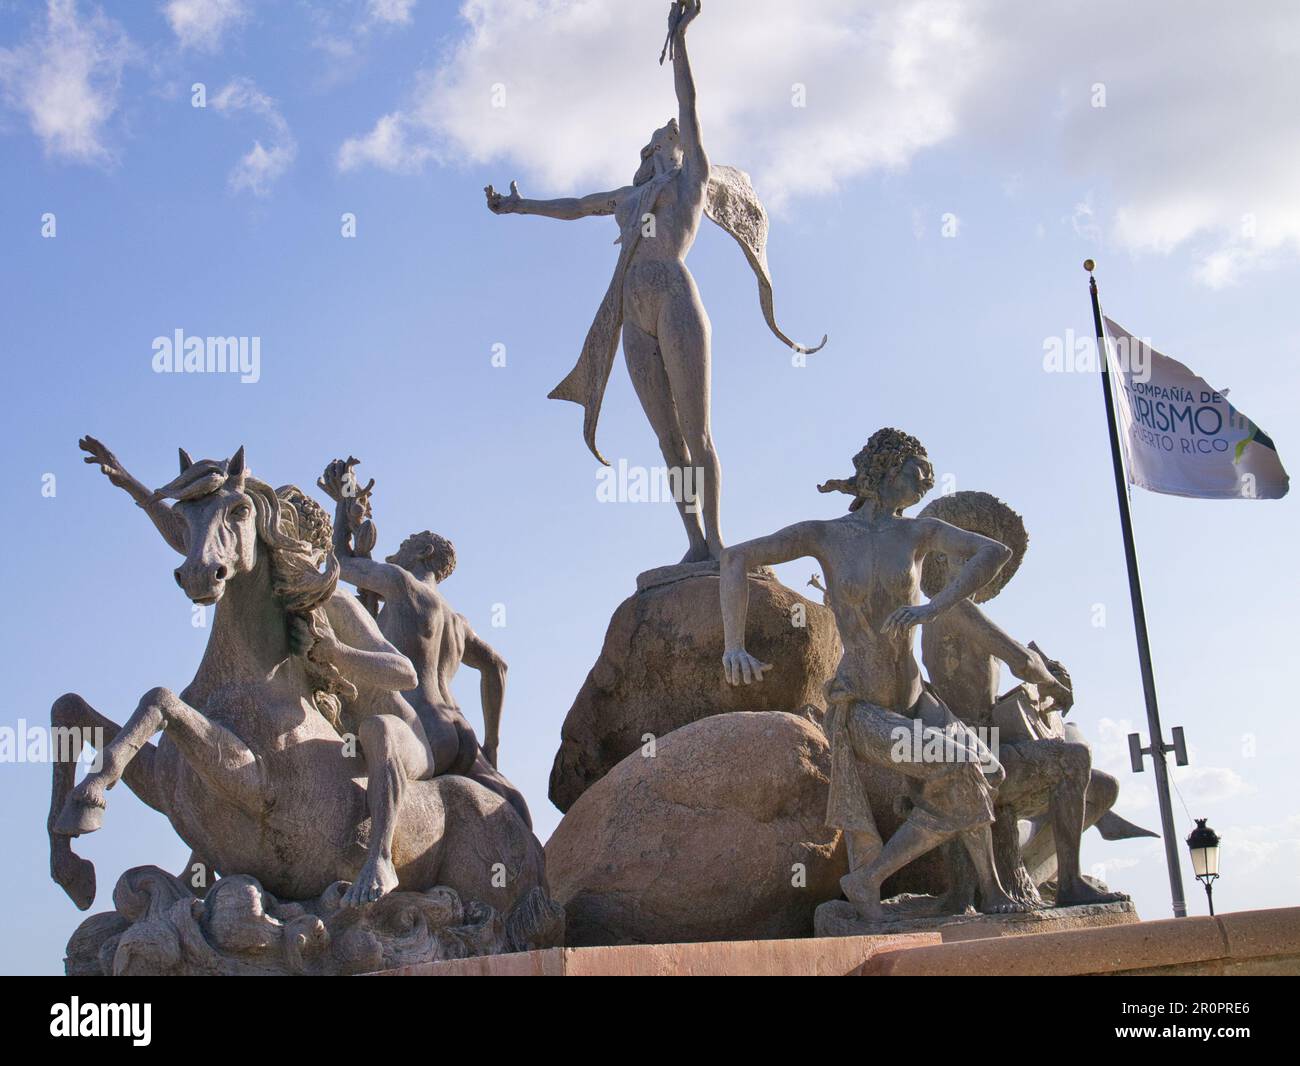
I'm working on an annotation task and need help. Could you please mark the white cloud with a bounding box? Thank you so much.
[1220,814,1300,883]
[211,77,295,195]
[367,0,417,26]
[338,111,432,173]
[163,0,249,52]
[1171,765,1256,805]
[335,0,986,197]
[337,0,1300,285]
[0,0,132,164]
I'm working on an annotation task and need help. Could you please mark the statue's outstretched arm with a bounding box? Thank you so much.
[326,503,409,601]
[79,436,186,554]
[720,519,824,685]
[485,180,631,220]
[462,624,507,767]
[946,600,1058,690]
[670,2,708,175]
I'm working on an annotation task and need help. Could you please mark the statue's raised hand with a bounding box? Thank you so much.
[317,457,360,503]
[484,181,522,215]
[673,0,702,34]
[79,435,133,490]
[723,648,772,686]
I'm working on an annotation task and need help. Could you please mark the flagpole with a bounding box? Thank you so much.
[1084,260,1188,918]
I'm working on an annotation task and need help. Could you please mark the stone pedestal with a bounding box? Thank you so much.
[366,907,1300,976]
[814,895,1138,942]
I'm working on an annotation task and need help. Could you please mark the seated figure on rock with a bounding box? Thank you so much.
[318,458,530,828]
[719,428,1033,921]
[917,490,1150,908]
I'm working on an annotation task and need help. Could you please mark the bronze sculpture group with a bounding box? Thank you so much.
[46,3,1146,972]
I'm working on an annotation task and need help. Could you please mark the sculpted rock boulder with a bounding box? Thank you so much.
[549,567,840,811]
[545,711,846,946]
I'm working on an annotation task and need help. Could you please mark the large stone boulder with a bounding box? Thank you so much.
[549,565,840,811]
[545,711,847,945]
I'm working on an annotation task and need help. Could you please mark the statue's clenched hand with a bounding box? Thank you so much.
[722,648,772,686]
[484,181,522,214]
[1030,641,1074,713]
[288,612,341,666]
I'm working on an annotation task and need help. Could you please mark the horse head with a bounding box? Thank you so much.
[154,446,257,606]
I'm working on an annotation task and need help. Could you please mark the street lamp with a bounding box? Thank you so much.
[1185,818,1221,916]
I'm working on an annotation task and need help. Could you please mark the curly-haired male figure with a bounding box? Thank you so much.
[319,459,530,828]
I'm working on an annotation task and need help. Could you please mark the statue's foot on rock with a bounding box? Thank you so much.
[54,780,107,837]
[52,848,97,911]
[1055,879,1130,907]
[839,868,885,921]
[678,543,714,565]
[341,854,399,907]
[980,889,1038,915]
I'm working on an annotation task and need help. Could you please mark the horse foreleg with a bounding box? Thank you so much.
[55,687,268,838]
[49,692,165,910]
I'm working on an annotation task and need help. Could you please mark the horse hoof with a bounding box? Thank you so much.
[54,799,104,838]
[52,852,97,910]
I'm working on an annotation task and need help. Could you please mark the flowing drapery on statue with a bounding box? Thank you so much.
[549,164,828,466]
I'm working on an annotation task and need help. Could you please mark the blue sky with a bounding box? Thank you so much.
[2,0,1298,974]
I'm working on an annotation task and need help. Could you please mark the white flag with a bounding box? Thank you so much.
[1102,317,1289,500]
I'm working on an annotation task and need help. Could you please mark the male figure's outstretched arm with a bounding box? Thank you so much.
[944,600,1069,701]
[80,436,187,554]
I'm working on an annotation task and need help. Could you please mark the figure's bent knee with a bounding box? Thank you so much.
[139,686,176,710]
[52,692,86,724]
[1063,741,1092,777]
[1088,768,1119,809]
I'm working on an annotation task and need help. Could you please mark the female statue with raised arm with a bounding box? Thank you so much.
[719,429,1034,921]
[486,1,825,563]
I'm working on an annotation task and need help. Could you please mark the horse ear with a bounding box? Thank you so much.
[178,448,194,473]
[228,446,245,478]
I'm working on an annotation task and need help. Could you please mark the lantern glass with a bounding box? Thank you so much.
[1190,844,1219,878]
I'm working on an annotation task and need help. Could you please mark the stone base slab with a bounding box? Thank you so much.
[814,896,1139,942]
[366,906,1300,976]
[861,906,1300,976]
[368,931,938,977]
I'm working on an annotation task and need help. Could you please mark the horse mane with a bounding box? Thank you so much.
[153,456,356,717]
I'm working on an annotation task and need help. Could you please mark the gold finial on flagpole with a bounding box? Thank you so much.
[1083,258,1096,273]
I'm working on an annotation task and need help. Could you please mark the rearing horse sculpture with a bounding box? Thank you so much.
[49,446,554,946]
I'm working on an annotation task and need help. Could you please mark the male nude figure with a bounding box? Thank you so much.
[917,491,1141,907]
[319,459,530,828]
[922,604,1129,907]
